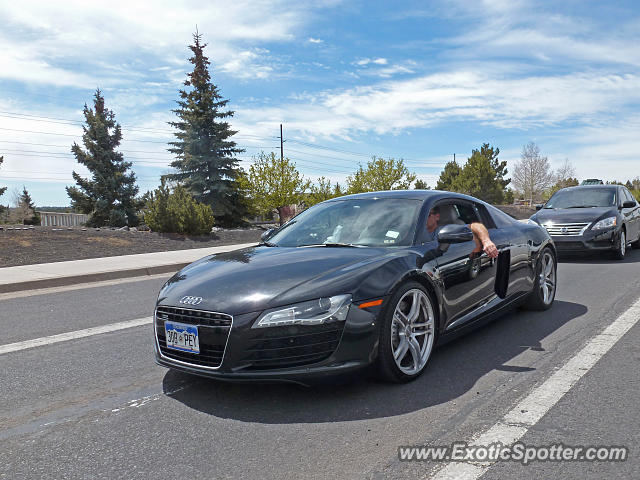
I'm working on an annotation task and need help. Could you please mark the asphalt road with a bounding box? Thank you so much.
[1,250,639,479]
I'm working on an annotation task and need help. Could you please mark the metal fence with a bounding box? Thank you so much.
[37,211,89,227]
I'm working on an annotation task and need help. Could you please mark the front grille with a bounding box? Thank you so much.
[241,323,345,370]
[155,306,232,369]
[544,223,589,236]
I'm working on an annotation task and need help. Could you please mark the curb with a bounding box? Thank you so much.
[0,242,258,294]
[0,262,190,294]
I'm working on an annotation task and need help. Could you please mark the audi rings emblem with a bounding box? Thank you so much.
[179,296,203,306]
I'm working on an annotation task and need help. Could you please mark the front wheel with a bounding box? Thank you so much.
[376,282,437,383]
[523,247,557,311]
[613,229,626,260]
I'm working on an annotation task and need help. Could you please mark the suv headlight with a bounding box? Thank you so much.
[253,294,352,328]
[592,217,617,230]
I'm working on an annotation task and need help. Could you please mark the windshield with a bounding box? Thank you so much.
[545,188,617,209]
[267,198,423,247]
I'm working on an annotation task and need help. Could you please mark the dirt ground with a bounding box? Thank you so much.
[0,226,264,267]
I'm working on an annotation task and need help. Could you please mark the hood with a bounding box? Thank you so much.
[157,245,393,315]
[531,206,618,225]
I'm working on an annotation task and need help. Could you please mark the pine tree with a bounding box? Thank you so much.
[20,186,40,225]
[435,160,462,191]
[66,89,139,227]
[165,32,246,226]
[451,151,503,203]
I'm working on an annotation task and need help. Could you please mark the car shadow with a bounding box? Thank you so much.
[161,299,587,423]
[558,248,640,264]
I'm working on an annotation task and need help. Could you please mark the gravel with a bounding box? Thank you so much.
[0,226,264,267]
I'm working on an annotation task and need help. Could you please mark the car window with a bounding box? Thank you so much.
[486,204,516,228]
[623,188,636,205]
[435,201,479,226]
[545,188,617,208]
[268,198,423,247]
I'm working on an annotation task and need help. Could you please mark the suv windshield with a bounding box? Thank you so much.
[267,198,423,247]
[545,188,617,209]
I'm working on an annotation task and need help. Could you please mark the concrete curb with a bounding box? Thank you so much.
[0,243,257,294]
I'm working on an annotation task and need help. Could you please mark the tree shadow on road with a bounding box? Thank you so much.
[162,300,587,423]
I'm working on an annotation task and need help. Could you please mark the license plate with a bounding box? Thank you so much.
[164,321,199,354]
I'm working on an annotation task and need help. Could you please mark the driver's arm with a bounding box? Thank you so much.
[469,222,499,258]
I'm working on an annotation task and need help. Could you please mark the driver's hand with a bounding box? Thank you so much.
[483,240,499,258]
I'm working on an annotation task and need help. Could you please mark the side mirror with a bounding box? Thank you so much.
[260,228,275,242]
[535,204,544,210]
[622,200,636,209]
[437,224,474,244]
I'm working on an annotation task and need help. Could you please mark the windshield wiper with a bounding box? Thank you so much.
[566,205,599,208]
[298,242,364,248]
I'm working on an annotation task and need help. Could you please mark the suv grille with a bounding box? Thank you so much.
[155,306,232,369]
[241,323,345,370]
[544,223,589,236]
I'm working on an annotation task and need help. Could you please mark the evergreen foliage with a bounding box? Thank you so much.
[164,32,246,226]
[20,186,40,225]
[144,180,215,235]
[435,160,462,191]
[66,89,139,227]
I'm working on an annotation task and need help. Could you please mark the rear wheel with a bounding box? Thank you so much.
[523,247,556,311]
[612,228,626,260]
[376,282,437,383]
[630,231,640,249]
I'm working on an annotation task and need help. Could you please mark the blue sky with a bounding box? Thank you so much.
[1,0,639,206]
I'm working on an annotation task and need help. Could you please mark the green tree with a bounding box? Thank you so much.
[435,160,462,191]
[451,151,504,203]
[543,177,579,200]
[306,177,339,207]
[144,180,215,235]
[346,157,416,194]
[164,31,246,226]
[414,179,430,190]
[20,186,40,225]
[0,156,6,217]
[66,89,139,227]
[504,188,515,204]
[476,143,509,193]
[239,152,311,224]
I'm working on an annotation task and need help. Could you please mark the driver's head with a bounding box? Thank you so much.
[427,206,440,232]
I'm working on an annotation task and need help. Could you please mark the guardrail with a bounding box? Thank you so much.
[37,211,89,227]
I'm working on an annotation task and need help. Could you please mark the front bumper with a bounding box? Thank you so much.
[153,301,384,382]
[550,227,620,252]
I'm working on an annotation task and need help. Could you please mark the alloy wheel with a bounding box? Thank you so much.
[539,251,556,305]
[390,289,435,375]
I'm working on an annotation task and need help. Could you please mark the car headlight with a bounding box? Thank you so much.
[253,294,352,328]
[592,216,617,229]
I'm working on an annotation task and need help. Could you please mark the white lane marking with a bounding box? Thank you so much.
[430,297,640,480]
[0,317,152,355]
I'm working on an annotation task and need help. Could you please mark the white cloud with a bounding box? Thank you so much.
[355,58,388,66]
[0,0,328,87]
[308,37,324,44]
[234,70,640,141]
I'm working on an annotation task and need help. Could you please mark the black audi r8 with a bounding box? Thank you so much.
[154,190,556,383]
